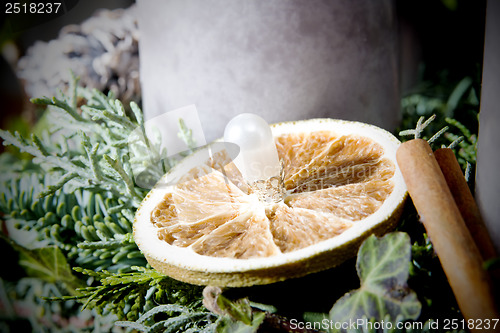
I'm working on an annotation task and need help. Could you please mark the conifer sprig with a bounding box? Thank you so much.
[46,266,212,329]
[0,76,167,207]
[0,75,213,331]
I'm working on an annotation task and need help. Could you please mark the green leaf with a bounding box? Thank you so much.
[329,232,421,329]
[217,295,253,325]
[217,312,265,333]
[304,311,329,324]
[215,295,267,333]
[2,235,83,295]
[445,77,472,117]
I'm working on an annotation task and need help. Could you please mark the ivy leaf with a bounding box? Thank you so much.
[329,232,421,330]
[217,312,266,333]
[19,247,79,284]
[216,295,266,333]
[217,295,253,325]
[1,235,83,295]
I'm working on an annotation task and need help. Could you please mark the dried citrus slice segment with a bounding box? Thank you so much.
[134,119,407,287]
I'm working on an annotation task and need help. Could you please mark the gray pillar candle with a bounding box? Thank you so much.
[137,0,399,142]
[476,0,500,253]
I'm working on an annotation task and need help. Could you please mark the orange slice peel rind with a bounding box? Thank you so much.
[134,119,407,287]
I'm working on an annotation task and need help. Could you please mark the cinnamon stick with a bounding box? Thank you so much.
[434,148,497,260]
[396,139,498,328]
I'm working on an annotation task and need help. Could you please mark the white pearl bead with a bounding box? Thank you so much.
[224,113,281,183]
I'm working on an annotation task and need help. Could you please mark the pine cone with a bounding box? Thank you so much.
[17,5,140,104]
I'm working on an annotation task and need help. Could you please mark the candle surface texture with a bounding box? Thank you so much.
[137,0,399,141]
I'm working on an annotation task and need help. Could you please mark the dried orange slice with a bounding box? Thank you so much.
[134,119,407,287]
